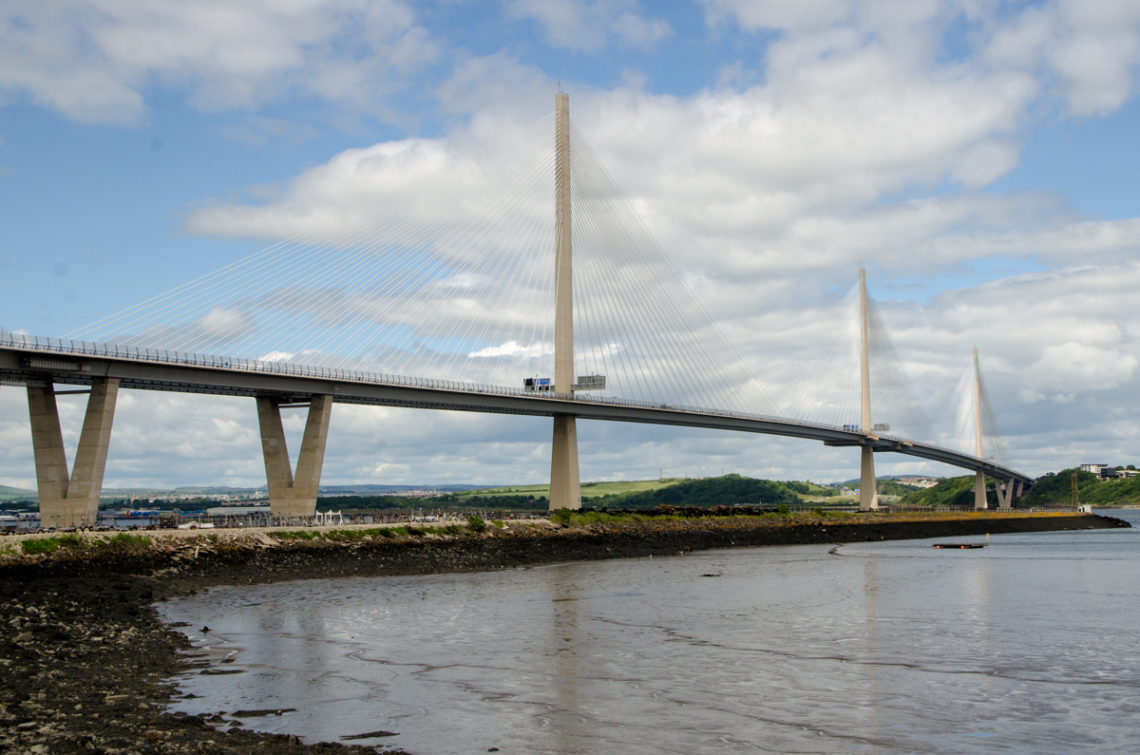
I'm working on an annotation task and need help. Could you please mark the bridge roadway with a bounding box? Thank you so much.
[0,338,1032,486]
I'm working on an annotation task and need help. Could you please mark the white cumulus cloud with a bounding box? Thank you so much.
[0,0,438,124]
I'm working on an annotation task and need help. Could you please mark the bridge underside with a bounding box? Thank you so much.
[1,344,1032,525]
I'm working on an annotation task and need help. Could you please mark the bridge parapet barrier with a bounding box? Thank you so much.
[0,329,1027,480]
[0,328,827,426]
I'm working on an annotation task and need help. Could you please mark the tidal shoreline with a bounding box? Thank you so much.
[0,512,1128,753]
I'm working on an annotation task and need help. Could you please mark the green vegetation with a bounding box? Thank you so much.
[896,476,999,508]
[463,482,553,497]
[0,484,36,503]
[313,494,432,510]
[20,533,85,554]
[895,468,1140,508]
[57,533,82,549]
[466,514,487,532]
[272,529,322,541]
[314,493,549,510]
[314,475,833,512]
[270,522,478,542]
[14,475,883,520]
[21,536,62,554]
[543,507,855,527]
[1021,469,1140,507]
[599,474,800,509]
[106,532,150,546]
[465,479,684,499]
[877,479,923,497]
[779,480,841,497]
[547,509,653,525]
[16,531,160,556]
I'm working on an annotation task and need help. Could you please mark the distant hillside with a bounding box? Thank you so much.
[464,479,684,500]
[324,476,829,511]
[596,474,801,509]
[0,485,35,503]
[877,479,924,497]
[896,469,1140,508]
[836,477,924,497]
[896,476,999,508]
[321,483,482,494]
[0,476,873,511]
[1021,469,1140,507]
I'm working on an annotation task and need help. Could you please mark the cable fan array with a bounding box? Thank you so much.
[942,357,1010,465]
[567,123,778,415]
[775,282,933,442]
[67,113,779,417]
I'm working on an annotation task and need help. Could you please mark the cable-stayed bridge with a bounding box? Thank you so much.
[0,95,1030,527]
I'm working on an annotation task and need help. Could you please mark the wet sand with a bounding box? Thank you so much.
[0,512,1127,753]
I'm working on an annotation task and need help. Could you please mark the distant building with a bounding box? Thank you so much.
[897,476,939,489]
[206,506,271,516]
[1081,464,1139,480]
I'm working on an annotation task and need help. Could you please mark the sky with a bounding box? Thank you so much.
[3,0,1140,491]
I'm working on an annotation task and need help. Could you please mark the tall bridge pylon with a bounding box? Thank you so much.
[550,92,581,511]
[858,268,879,511]
[970,348,1019,509]
[973,348,986,510]
[850,278,1023,511]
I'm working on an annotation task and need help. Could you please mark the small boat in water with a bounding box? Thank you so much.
[932,543,986,549]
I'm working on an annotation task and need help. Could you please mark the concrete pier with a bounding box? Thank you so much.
[256,394,332,518]
[27,378,119,528]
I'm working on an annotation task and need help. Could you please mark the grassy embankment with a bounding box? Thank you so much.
[2,507,1108,564]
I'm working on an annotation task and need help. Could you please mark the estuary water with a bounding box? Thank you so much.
[158,512,1140,754]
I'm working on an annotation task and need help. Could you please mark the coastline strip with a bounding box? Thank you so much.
[0,512,1128,754]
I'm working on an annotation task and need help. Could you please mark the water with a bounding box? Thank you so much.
[158,512,1140,753]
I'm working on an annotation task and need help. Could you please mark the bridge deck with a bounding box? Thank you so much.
[0,340,1032,485]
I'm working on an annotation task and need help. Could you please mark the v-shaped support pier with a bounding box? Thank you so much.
[27,378,119,528]
[256,395,332,518]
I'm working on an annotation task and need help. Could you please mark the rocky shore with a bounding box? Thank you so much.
[0,511,1128,753]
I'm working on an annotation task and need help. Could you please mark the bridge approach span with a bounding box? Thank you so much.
[0,339,1031,486]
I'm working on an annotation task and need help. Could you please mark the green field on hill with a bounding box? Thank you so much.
[0,485,36,503]
[459,475,854,510]
[462,478,687,500]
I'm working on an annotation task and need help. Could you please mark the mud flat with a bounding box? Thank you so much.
[0,511,1127,753]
